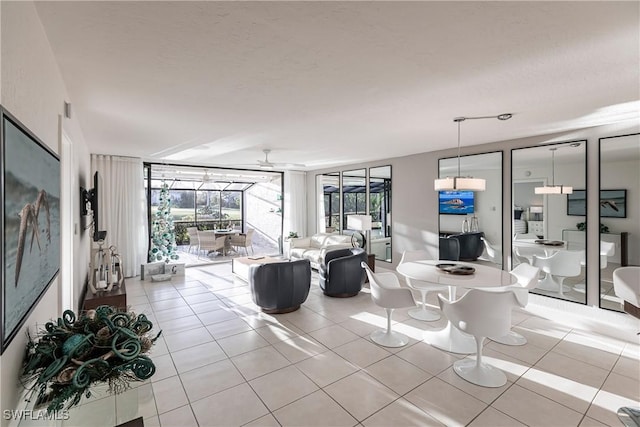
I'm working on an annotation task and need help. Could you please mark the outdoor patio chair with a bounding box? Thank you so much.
[198,231,226,259]
[186,227,199,253]
[230,228,255,255]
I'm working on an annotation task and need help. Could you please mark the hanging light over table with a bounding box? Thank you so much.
[534,147,573,194]
[434,113,512,192]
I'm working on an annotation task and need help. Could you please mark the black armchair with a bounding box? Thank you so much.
[319,248,367,297]
[439,237,461,261]
[248,259,311,313]
[440,232,485,261]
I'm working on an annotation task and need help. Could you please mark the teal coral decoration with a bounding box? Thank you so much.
[21,306,161,413]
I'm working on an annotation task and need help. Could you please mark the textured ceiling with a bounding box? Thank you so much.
[34,1,640,170]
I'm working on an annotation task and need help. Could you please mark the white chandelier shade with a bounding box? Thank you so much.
[434,176,486,191]
[534,185,573,195]
[434,114,511,192]
[534,147,573,195]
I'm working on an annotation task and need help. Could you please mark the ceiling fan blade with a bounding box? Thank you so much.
[254,149,306,169]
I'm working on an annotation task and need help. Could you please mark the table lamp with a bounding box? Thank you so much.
[530,206,543,221]
[347,215,372,251]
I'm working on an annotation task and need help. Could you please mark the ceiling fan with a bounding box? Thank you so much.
[252,149,306,169]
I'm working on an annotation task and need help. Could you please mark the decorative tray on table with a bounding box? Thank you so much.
[435,263,476,275]
[534,239,564,246]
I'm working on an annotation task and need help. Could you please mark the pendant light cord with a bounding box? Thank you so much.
[457,120,461,177]
[551,149,555,186]
[549,147,557,187]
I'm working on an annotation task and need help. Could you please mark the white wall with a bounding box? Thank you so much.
[601,158,640,265]
[0,2,90,422]
[513,181,543,211]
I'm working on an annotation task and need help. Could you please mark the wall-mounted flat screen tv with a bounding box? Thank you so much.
[439,191,474,215]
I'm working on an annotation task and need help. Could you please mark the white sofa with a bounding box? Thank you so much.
[289,233,353,269]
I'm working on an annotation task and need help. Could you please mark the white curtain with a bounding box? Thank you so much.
[283,170,308,237]
[316,175,326,233]
[91,155,147,277]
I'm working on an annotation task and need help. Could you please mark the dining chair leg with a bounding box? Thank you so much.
[370,308,409,348]
[453,336,507,387]
[408,289,441,321]
[490,330,527,346]
[537,272,570,294]
[557,277,571,296]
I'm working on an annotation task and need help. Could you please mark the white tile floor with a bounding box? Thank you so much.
[41,262,640,427]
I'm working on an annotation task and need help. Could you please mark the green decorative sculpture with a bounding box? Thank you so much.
[21,306,161,413]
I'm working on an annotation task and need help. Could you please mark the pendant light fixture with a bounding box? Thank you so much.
[534,147,573,194]
[434,113,512,192]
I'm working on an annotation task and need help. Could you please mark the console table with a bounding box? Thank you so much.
[562,229,628,266]
[83,269,127,310]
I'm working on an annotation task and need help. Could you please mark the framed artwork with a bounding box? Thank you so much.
[566,190,586,216]
[599,189,627,218]
[567,189,627,218]
[1,107,60,353]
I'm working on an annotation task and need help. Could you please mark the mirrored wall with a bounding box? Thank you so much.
[438,151,503,267]
[316,166,393,263]
[341,169,367,247]
[369,166,392,262]
[318,172,340,232]
[512,141,587,304]
[342,169,367,230]
[599,133,639,311]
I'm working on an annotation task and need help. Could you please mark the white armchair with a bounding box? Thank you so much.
[532,250,584,296]
[399,250,446,321]
[613,266,640,318]
[438,289,519,387]
[489,263,540,346]
[480,237,502,265]
[361,262,416,348]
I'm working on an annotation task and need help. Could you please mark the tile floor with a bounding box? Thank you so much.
[40,263,640,426]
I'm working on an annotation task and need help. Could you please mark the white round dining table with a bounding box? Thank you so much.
[512,238,567,257]
[396,260,517,354]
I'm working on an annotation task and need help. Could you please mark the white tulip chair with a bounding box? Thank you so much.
[361,262,416,348]
[399,250,447,321]
[489,263,540,346]
[532,250,585,296]
[613,266,640,319]
[438,289,519,387]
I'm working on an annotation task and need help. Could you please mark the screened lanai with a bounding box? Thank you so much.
[144,164,283,266]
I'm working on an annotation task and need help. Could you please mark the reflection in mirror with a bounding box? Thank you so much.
[599,133,639,311]
[342,169,367,242]
[512,141,586,304]
[369,166,392,262]
[317,172,340,233]
[438,152,503,268]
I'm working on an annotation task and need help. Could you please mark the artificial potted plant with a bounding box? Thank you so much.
[21,306,161,413]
